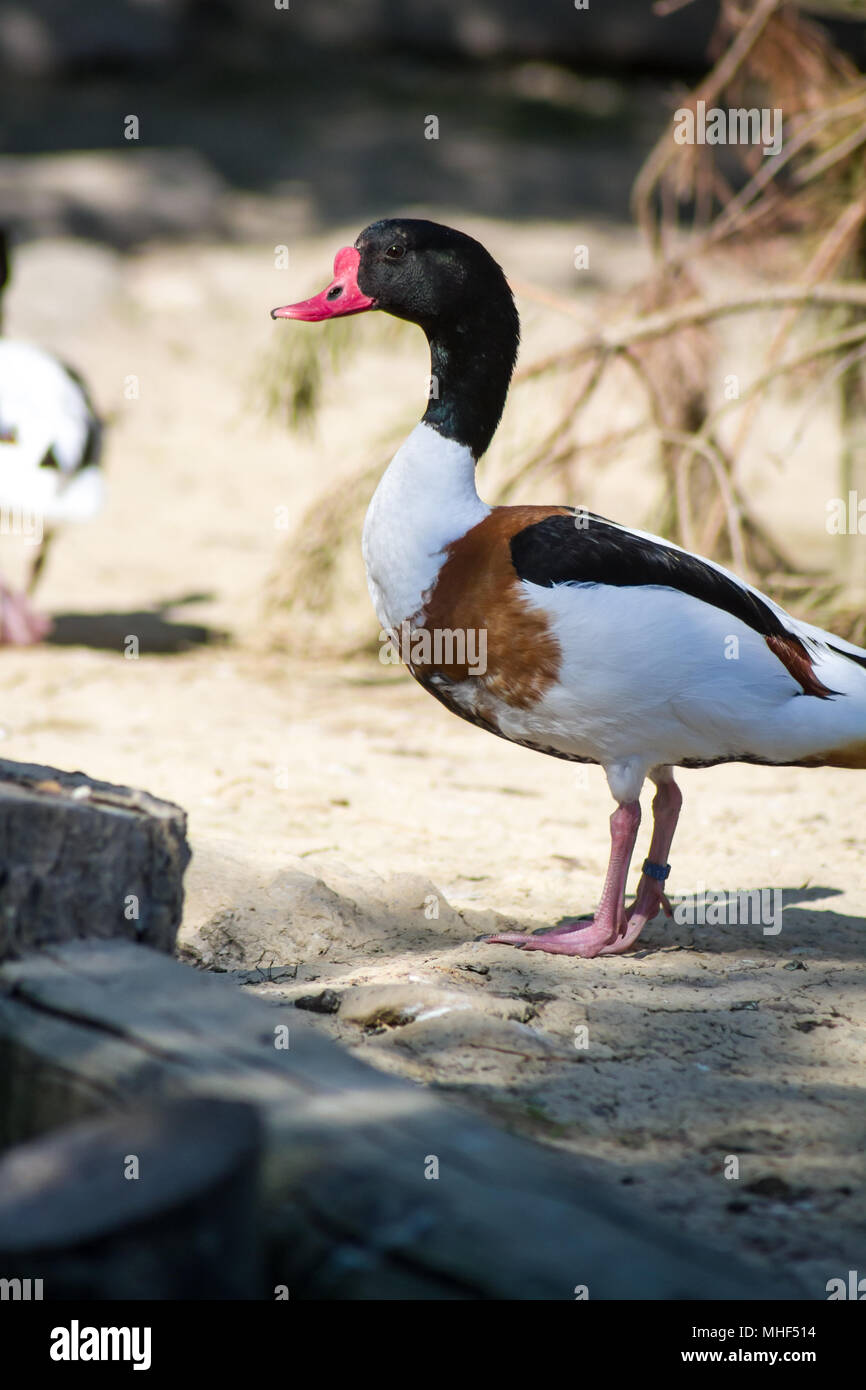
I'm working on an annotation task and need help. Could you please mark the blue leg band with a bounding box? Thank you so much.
[642,858,671,882]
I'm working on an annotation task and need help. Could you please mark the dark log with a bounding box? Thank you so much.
[0,940,800,1300]
[0,758,190,961]
[0,1097,263,1299]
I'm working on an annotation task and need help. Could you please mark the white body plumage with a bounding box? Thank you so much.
[364,423,866,804]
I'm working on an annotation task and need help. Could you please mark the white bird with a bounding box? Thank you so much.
[272,218,866,958]
[0,229,105,643]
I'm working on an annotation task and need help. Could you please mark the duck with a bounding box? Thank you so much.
[0,228,105,644]
[271,218,866,958]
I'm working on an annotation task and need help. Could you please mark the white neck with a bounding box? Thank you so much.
[362,421,489,629]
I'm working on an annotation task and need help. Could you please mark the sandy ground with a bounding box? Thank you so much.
[2,218,864,1299]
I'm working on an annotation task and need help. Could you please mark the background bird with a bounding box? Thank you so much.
[0,228,105,644]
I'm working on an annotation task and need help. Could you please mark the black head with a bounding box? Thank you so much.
[353,219,514,336]
[355,219,521,457]
[271,217,520,459]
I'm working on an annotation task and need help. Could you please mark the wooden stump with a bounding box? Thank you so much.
[0,1097,263,1299]
[0,758,190,960]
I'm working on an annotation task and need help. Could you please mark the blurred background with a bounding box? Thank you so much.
[2,0,866,1298]
[4,0,866,651]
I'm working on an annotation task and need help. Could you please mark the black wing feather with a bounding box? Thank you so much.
[510,512,789,641]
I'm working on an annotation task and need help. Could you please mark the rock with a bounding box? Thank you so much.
[294,988,342,1015]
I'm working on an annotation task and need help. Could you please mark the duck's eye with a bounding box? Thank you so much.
[384,244,405,260]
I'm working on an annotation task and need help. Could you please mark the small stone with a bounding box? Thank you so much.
[294,988,341,1015]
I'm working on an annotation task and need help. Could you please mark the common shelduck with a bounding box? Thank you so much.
[272,219,866,958]
[0,229,105,644]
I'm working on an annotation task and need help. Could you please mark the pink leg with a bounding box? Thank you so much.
[485,773,684,960]
[613,775,683,951]
[485,800,642,957]
[0,580,52,645]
